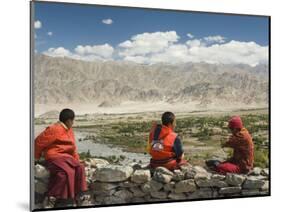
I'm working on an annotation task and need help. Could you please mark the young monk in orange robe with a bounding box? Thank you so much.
[35,109,88,208]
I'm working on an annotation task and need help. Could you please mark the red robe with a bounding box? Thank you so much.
[224,128,254,173]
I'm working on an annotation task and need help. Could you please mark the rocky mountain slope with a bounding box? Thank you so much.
[34,54,268,109]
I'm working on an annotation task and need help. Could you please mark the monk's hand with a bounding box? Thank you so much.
[79,160,86,165]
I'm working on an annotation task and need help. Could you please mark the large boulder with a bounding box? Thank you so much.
[175,179,197,193]
[131,170,151,184]
[95,165,133,182]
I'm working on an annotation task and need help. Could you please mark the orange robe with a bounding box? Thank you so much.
[35,122,80,161]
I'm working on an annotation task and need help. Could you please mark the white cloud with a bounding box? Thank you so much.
[43,47,71,57]
[102,18,113,25]
[43,44,115,61]
[118,31,180,57]
[74,43,114,58]
[187,33,194,39]
[47,32,53,36]
[41,31,268,66]
[149,44,189,64]
[120,38,268,66]
[203,35,226,43]
[34,20,42,29]
[186,39,203,48]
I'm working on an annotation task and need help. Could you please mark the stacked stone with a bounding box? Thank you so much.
[34,160,269,208]
[34,164,50,207]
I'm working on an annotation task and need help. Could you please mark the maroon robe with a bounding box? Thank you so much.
[45,156,87,200]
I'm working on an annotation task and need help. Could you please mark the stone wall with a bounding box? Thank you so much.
[34,158,269,208]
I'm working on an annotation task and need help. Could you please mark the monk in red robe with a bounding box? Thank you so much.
[206,116,254,174]
[35,109,88,208]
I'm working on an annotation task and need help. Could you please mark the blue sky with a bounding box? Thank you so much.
[34,1,269,66]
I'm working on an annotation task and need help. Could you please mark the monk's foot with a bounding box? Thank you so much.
[43,196,56,209]
[77,194,92,206]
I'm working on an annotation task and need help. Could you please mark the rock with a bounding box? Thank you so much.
[187,188,213,199]
[193,166,208,174]
[172,169,184,181]
[141,182,151,193]
[180,165,196,179]
[219,187,242,194]
[249,167,262,176]
[194,172,212,187]
[154,167,174,176]
[163,182,175,192]
[243,176,265,189]
[35,179,47,194]
[168,192,187,200]
[149,180,164,191]
[175,180,197,193]
[141,180,163,193]
[211,174,226,181]
[119,181,138,188]
[131,197,145,203]
[103,196,124,204]
[210,180,228,188]
[92,182,119,191]
[150,191,168,199]
[153,172,173,183]
[114,189,133,201]
[225,173,246,186]
[95,165,133,182]
[241,189,261,196]
[131,169,151,184]
[261,168,269,176]
[34,164,49,179]
[261,180,269,191]
[87,158,109,168]
[129,187,146,197]
[212,127,223,134]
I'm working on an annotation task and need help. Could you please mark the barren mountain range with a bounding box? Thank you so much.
[34,54,268,109]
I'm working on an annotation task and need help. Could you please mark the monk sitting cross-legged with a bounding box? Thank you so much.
[35,108,90,208]
[206,116,254,175]
[147,111,188,171]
